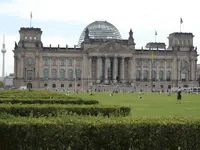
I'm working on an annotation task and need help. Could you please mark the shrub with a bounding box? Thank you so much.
[0,116,199,150]
[0,104,130,117]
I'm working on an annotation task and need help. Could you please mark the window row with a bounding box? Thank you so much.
[136,59,172,68]
[43,69,82,80]
[44,83,81,88]
[43,59,82,66]
[24,36,37,40]
[136,70,171,81]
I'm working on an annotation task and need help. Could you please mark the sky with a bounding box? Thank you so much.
[0,0,200,75]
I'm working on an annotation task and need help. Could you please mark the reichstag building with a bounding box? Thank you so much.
[13,21,199,91]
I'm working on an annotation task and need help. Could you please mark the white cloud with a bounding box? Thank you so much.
[0,0,200,76]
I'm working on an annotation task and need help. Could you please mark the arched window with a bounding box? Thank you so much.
[43,57,49,66]
[26,57,34,65]
[76,69,81,80]
[136,70,140,81]
[159,71,163,81]
[60,69,65,80]
[181,72,187,81]
[152,70,156,81]
[143,70,148,81]
[43,69,49,80]
[68,69,73,81]
[52,69,57,80]
[166,71,171,81]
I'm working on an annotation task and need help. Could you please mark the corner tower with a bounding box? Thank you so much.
[168,32,194,51]
[18,27,43,49]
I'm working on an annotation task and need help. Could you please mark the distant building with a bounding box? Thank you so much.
[13,21,199,90]
[0,77,4,82]
[4,73,14,88]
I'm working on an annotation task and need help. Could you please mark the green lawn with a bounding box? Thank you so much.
[70,92,200,117]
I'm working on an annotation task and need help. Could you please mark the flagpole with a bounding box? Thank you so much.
[180,18,183,32]
[155,31,157,43]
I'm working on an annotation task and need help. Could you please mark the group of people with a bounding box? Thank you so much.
[65,86,184,104]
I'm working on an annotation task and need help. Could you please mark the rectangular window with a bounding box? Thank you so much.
[68,60,73,66]
[52,61,56,66]
[44,61,48,66]
[27,70,33,80]
[60,60,65,66]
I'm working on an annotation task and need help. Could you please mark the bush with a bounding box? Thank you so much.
[0,104,130,117]
[0,116,199,150]
[0,99,98,105]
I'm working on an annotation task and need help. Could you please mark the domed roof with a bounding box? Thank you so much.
[78,21,122,46]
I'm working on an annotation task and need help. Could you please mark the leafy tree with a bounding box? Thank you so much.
[0,81,4,88]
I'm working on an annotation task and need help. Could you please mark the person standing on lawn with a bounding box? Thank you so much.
[177,87,182,104]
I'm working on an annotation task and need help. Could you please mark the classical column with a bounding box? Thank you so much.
[149,59,152,81]
[14,56,17,78]
[73,58,76,91]
[112,57,117,83]
[120,57,125,83]
[130,56,134,81]
[88,57,92,80]
[164,59,166,81]
[21,55,24,79]
[195,60,197,80]
[191,59,195,81]
[96,57,101,83]
[141,59,143,81]
[57,58,60,80]
[189,59,192,81]
[172,57,177,82]
[49,57,52,79]
[65,58,68,79]
[73,59,76,79]
[35,55,39,79]
[157,60,160,81]
[177,59,180,81]
[104,57,109,83]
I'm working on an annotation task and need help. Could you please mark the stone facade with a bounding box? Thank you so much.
[13,25,199,91]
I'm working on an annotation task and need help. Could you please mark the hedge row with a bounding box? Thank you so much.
[0,99,98,105]
[0,115,199,150]
[0,104,130,117]
[0,90,72,98]
[0,96,79,100]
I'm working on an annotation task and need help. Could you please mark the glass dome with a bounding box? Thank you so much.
[78,21,122,46]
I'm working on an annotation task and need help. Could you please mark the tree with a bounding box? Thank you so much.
[0,81,4,88]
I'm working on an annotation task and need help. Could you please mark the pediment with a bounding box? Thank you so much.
[86,41,133,53]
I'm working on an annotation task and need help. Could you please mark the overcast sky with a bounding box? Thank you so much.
[0,0,199,75]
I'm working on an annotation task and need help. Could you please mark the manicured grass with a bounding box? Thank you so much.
[69,92,200,117]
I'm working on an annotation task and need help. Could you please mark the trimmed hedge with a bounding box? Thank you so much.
[0,104,130,117]
[0,90,78,100]
[0,99,98,105]
[0,115,200,150]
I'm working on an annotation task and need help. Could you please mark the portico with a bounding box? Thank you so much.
[89,55,131,84]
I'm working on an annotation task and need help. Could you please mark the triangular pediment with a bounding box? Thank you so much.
[86,41,133,52]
